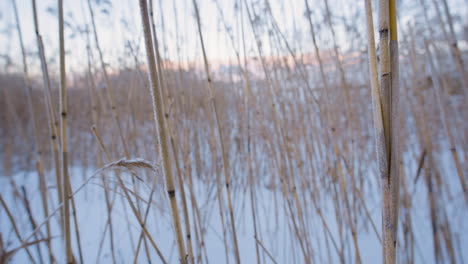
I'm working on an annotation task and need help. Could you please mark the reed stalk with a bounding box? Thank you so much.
[245,2,312,261]
[138,0,187,262]
[32,0,64,235]
[0,195,37,263]
[192,1,241,263]
[424,42,468,204]
[11,0,54,262]
[85,32,117,263]
[91,126,168,264]
[149,2,195,262]
[57,1,75,263]
[87,0,129,158]
[376,0,400,263]
[437,0,468,92]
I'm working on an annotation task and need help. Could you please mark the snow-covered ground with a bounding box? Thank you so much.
[1,152,466,264]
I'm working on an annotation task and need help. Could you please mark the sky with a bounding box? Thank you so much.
[0,0,355,75]
[0,0,466,77]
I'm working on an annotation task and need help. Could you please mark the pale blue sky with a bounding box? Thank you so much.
[0,0,466,76]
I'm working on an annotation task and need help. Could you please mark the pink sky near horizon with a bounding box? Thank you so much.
[0,0,466,78]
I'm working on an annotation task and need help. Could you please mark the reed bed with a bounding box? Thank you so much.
[0,0,466,263]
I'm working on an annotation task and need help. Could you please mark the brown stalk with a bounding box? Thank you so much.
[138,0,187,262]
[192,1,241,263]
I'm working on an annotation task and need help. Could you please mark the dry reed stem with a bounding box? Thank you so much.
[424,42,468,204]
[148,1,195,261]
[0,195,37,263]
[193,1,241,263]
[377,0,400,263]
[20,187,45,264]
[87,62,117,263]
[435,0,468,94]
[138,0,187,262]
[254,237,278,264]
[92,127,168,263]
[87,0,129,158]
[11,0,54,262]
[31,1,64,262]
[58,0,73,262]
[240,2,262,262]
[245,3,312,261]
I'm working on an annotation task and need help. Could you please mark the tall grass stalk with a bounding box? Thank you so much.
[85,41,117,263]
[31,1,64,245]
[424,42,468,204]
[193,1,241,263]
[417,0,467,204]
[138,0,187,262]
[11,0,54,262]
[91,126,168,264]
[58,0,74,262]
[0,195,37,263]
[87,0,129,157]
[240,1,261,263]
[148,1,195,262]
[245,2,312,261]
[377,0,400,263]
[436,0,468,92]
[20,187,45,264]
[87,0,153,257]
